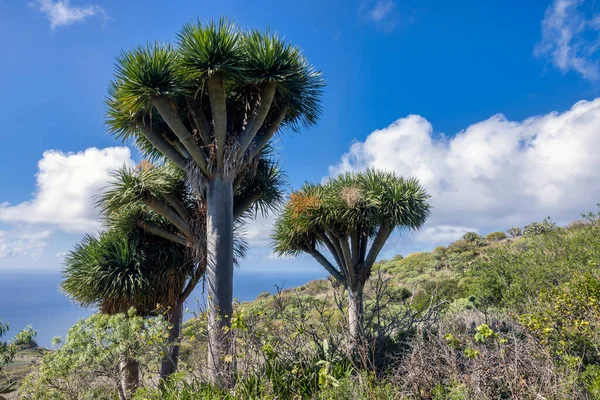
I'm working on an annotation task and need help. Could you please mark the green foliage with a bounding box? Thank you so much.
[485,231,506,242]
[272,170,431,280]
[523,217,558,237]
[461,231,483,243]
[12,326,37,347]
[468,218,600,312]
[520,272,600,365]
[506,226,522,238]
[20,311,169,400]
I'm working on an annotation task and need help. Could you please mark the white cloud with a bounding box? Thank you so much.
[368,0,395,22]
[0,229,51,258]
[360,0,398,32]
[241,213,277,247]
[535,0,600,80]
[329,98,600,250]
[31,0,105,30]
[0,147,134,233]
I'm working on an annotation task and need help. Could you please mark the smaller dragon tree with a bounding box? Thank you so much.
[272,169,431,350]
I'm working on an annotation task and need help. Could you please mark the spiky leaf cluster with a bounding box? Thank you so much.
[106,17,324,158]
[273,169,431,257]
[61,228,190,315]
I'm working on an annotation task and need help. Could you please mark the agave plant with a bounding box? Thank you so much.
[272,170,431,349]
[105,19,322,382]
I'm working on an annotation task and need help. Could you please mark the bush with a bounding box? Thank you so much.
[523,217,558,237]
[506,226,522,238]
[485,231,506,242]
[461,232,484,244]
[520,272,600,365]
[20,310,169,400]
[398,312,588,399]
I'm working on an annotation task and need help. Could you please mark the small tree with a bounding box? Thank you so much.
[506,227,522,239]
[272,170,430,349]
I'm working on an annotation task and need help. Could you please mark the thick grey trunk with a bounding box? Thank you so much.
[205,176,234,386]
[348,284,364,353]
[119,357,139,400]
[160,303,183,380]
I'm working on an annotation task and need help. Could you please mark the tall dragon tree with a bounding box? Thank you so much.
[272,170,431,350]
[98,158,283,379]
[106,19,322,383]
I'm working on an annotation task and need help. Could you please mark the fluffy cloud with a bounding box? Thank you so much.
[329,98,600,244]
[31,0,105,30]
[535,0,600,80]
[241,213,278,247]
[0,147,134,233]
[0,229,51,258]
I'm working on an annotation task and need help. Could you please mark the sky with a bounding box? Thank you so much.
[1,0,600,275]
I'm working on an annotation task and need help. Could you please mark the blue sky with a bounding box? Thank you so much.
[1,0,600,275]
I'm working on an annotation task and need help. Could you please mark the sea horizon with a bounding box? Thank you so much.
[0,267,326,347]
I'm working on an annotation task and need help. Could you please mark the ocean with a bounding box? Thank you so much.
[0,268,325,347]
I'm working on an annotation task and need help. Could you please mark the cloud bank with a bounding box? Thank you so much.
[0,147,134,234]
[329,98,600,244]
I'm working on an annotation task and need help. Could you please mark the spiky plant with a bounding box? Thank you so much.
[97,157,284,379]
[272,170,431,348]
[106,19,321,383]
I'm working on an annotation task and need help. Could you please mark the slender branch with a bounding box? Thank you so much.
[179,262,206,303]
[316,231,344,273]
[364,225,392,269]
[207,73,227,169]
[233,192,261,220]
[152,95,210,175]
[238,82,277,156]
[170,139,191,159]
[351,229,359,265]
[136,221,187,246]
[186,97,212,147]
[324,228,347,275]
[308,248,346,285]
[163,193,192,222]
[135,120,187,170]
[248,106,288,160]
[359,233,368,265]
[339,236,358,286]
[145,196,193,240]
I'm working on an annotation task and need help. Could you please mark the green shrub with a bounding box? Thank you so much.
[523,218,558,237]
[520,272,600,365]
[461,232,484,243]
[485,231,506,242]
[20,310,169,400]
[506,226,522,238]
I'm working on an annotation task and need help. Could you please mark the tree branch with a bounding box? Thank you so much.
[339,236,358,286]
[316,231,344,274]
[186,97,212,147]
[248,106,288,160]
[163,193,192,222]
[359,233,368,265]
[136,221,187,246]
[308,248,346,285]
[207,73,227,169]
[233,192,261,220]
[179,262,206,303]
[135,120,188,170]
[152,95,210,176]
[364,225,392,269]
[145,195,193,240]
[238,82,277,156]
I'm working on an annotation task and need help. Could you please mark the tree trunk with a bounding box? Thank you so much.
[347,283,365,353]
[119,357,139,399]
[160,302,183,380]
[205,175,234,386]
